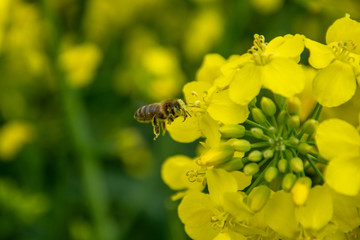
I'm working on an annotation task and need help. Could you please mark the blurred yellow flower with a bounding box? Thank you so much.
[250,0,284,15]
[59,43,102,89]
[183,9,224,60]
[0,121,33,160]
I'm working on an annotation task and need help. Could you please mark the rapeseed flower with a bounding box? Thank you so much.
[225,34,305,105]
[315,118,360,196]
[305,14,360,107]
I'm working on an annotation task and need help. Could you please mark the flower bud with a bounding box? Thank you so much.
[290,157,304,173]
[216,157,244,171]
[265,166,278,182]
[297,143,312,154]
[288,136,299,146]
[248,150,262,162]
[247,185,271,212]
[291,177,312,206]
[303,119,318,135]
[219,124,245,138]
[261,97,276,116]
[263,149,274,159]
[228,139,251,152]
[243,163,259,176]
[197,145,234,166]
[286,97,301,115]
[277,158,287,173]
[277,110,288,125]
[251,108,267,125]
[287,115,300,129]
[250,128,264,139]
[282,173,296,192]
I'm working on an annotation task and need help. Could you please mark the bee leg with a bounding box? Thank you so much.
[167,114,175,124]
[152,117,160,140]
[161,121,166,136]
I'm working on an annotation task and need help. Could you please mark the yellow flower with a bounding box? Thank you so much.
[167,54,249,145]
[263,186,333,239]
[0,121,33,160]
[59,43,102,89]
[178,168,259,240]
[305,14,360,107]
[161,155,204,200]
[315,118,360,196]
[226,34,305,105]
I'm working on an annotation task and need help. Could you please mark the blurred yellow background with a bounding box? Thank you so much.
[0,0,359,239]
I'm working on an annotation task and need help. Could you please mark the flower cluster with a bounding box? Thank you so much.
[161,14,360,240]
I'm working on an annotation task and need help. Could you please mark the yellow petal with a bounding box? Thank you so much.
[196,53,226,84]
[222,192,253,222]
[183,81,212,105]
[266,34,304,60]
[161,155,204,191]
[178,192,219,240]
[325,156,360,196]
[295,186,332,231]
[326,14,360,55]
[199,114,221,147]
[312,60,356,107]
[304,38,335,69]
[167,115,202,143]
[206,168,237,206]
[315,119,360,160]
[330,186,360,232]
[263,191,299,238]
[262,58,305,97]
[229,63,262,105]
[208,90,249,124]
[231,171,252,190]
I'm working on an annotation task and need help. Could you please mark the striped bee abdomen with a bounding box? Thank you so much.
[134,104,160,122]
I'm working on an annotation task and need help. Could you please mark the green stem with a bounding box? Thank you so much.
[306,156,325,183]
[245,120,268,131]
[314,105,323,120]
[40,1,117,239]
[308,103,320,119]
[251,142,270,148]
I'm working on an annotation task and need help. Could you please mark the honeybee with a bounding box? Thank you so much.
[134,99,191,140]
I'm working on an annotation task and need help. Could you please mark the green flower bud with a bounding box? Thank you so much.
[243,163,259,176]
[290,157,304,173]
[303,119,318,135]
[251,108,267,125]
[228,139,251,152]
[286,97,301,115]
[197,145,234,166]
[216,157,244,171]
[248,150,262,162]
[282,173,296,192]
[297,143,312,154]
[247,185,271,212]
[277,110,288,125]
[268,126,276,135]
[277,158,287,173]
[265,166,278,182]
[250,128,264,139]
[263,149,274,159]
[261,97,276,116]
[288,136,299,146]
[219,124,245,138]
[287,115,300,129]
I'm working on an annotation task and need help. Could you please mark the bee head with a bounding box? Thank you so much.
[176,99,191,121]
